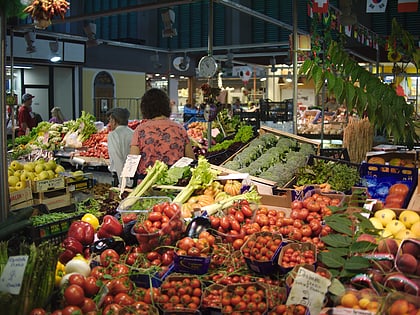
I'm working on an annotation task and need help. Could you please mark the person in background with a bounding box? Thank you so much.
[130,88,195,180]
[183,103,197,122]
[106,107,134,186]
[17,93,37,136]
[232,98,242,113]
[49,107,66,124]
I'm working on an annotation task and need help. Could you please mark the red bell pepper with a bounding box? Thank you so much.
[68,220,95,245]
[97,215,123,239]
[59,236,84,264]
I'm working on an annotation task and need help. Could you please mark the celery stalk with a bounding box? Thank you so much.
[201,189,261,216]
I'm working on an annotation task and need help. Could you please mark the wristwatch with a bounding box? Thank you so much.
[198,55,218,78]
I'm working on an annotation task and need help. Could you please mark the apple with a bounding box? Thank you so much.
[47,170,56,179]
[10,160,23,171]
[8,175,20,187]
[55,165,66,174]
[20,171,33,182]
[38,171,50,181]
[34,164,45,174]
[15,181,27,190]
[23,162,35,172]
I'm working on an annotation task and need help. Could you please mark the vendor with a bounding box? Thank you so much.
[106,107,134,186]
[17,93,37,136]
[130,88,195,181]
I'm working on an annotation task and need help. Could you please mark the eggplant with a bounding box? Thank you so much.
[90,237,126,255]
[184,216,211,238]
[121,220,139,245]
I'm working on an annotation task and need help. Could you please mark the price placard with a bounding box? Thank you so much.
[172,157,194,168]
[0,255,29,295]
[286,267,331,315]
[121,154,142,178]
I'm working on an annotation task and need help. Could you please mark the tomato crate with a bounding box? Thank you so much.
[129,263,174,288]
[359,162,418,208]
[201,283,225,313]
[241,231,285,275]
[173,252,211,275]
[221,282,268,314]
[26,212,84,245]
[278,242,317,274]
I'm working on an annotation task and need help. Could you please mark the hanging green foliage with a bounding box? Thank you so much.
[0,0,27,19]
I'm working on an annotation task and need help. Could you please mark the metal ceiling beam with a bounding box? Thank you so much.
[214,0,308,35]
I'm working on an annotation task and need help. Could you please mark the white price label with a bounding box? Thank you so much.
[0,255,29,295]
[286,267,331,315]
[172,157,194,168]
[121,154,142,178]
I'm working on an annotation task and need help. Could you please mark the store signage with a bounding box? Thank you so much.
[0,255,29,295]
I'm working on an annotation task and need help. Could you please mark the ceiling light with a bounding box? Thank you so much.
[49,40,62,62]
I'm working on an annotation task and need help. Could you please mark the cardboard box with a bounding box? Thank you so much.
[32,176,66,193]
[365,150,417,167]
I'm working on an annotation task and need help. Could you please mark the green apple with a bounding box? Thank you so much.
[55,165,66,174]
[20,171,32,182]
[14,170,23,178]
[34,164,45,174]
[10,160,23,171]
[38,171,50,181]
[47,170,56,179]
[46,160,57,170]
[8,175,20,187]
[23,162,35,172]
[15,181,27,190]
[8,168,14,177]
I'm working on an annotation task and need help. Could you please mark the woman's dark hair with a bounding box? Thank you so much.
[140,88,171,119]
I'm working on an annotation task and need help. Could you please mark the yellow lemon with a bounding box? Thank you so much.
[399,210,420,228]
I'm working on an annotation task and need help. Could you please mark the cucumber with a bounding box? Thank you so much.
[0,219,32,241]
[0,207,34,230]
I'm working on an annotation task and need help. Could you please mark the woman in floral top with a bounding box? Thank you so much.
[130,88,195,179]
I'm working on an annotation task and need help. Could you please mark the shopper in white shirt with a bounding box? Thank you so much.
[106,107,134,186]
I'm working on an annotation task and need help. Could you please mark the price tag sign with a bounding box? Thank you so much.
[172,157,194,168]
[286,267,331,315]
[121,154,142,178]
[0,255,29,295]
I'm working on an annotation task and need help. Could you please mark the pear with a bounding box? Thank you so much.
[374,209,396,226]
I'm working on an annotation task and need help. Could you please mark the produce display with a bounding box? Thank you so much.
[3,124,420,315]
[223,133,316,186]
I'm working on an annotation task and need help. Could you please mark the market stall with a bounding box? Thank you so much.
[2,123,420,315]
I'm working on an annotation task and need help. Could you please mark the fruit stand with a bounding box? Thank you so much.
[3,111,420,315]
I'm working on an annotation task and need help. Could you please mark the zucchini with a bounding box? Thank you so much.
[0,219,32,241]
[0,207,33,230]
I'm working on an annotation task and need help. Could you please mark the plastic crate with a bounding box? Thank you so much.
[173,252,211,275]
[26,212,84,245]
[129,263,174,288]
[359,162,418,208]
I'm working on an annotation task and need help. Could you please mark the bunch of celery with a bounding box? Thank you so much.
[173,156,219,204]
[127,160,168,200]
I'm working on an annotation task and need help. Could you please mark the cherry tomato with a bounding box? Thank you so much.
[84,276,100,297]
[62,306,83,315]
[29,309,47,315]
[114,292,135,306]
[100,249,120,267]
[81,297,96,313]
[101,303,123,315]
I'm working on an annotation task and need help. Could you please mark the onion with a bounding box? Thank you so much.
[65,259,91,277]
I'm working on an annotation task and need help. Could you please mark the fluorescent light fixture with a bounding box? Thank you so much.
[49,40,62,62]
[6,65,33,69]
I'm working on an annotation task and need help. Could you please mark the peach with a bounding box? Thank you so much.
[396,253,418,275]
[401,241,420,259]
[377,238,399,256]
[356,233,377,244]
[389,299,409,315]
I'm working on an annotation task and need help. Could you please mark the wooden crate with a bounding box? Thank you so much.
[32,176,66,193]
[10,186,33,210]
[33,188,72,211]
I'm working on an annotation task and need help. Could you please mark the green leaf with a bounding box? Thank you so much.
[299,59,313,75]
[313,66,325,94]
[345,83,356,107]
[350,241,377,253]
[343,256,371,270]
[326,246,349,256]
[334,79,344,103]
[321,234,352,248]
[318,251,346,268]
[324,214,353,235]
[326,71,336,91]
[328,278,346,296]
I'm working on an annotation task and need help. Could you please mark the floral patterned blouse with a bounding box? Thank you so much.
[131,118,190,175]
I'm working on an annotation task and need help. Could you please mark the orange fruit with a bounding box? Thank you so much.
[340,292,359,308]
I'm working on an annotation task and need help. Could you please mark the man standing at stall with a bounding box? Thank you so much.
[17,93,37,136]
[106,107,134,186]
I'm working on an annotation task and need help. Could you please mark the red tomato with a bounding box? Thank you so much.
[68,274,86,288]
[388,183,409,196]
[81,297,96,313]
[50,311,63,315]
[62,306,83,315]
[148,211,163,222]
[100,249,120,267]
[114,292,135,306]
[64,284,85,306]
[108,277,133,295]
[178,237,195,251]
[102,303,123,315]
[84,276,100,297]
[291,200,303,210]
[110,263,130,277]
